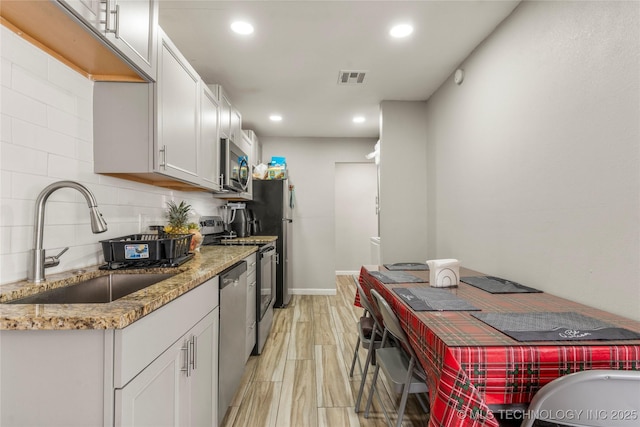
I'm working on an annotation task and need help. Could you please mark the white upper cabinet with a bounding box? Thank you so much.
[156,30,200,182]
[94,28,220,191]
[217,86,232,139]
[57,0,158,80]
[199,84,221,191]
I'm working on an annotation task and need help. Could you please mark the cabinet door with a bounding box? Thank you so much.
[116,309,219,427]
[58,0,157,80]
[189,308,219,427]
[218,89,231,139]
[200,84,221,191]
[104,0,158,80]
[230,108,242,144]
[157,31,200,182]
[116,336,188,427]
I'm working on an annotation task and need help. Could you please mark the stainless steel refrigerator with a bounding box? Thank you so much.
[250,179,293,307]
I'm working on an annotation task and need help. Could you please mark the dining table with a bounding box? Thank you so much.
[356,265,640,427]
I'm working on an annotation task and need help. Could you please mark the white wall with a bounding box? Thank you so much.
[0,27,224,284]
[379,101,429,264]
[334,162,377,273]
[424,1,640,320]
[260,137,376,294]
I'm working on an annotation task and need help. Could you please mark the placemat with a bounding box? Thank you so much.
[461,276,541,294]
[472,312,640,342]
[392,287,480,312]
[369,271,427,284]
[384,262,430,271]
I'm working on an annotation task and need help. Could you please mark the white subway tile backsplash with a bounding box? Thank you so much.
[12,119,76,158]
[0,252,28,284]
[0,25,225,284]
[9,225,32,254]
[42,224,76,250]
[1,114,11,143]
[1,171,11,197]
[0,198,33,227]
[77,138,93,162]
[1,58,11,88]
[12,64,77,115]
[47,106,92,141]
[47,154,98,184]
[1,141,48,175]
[0,87,47,127]
[0,226,11,255]
[76,95,93,122]
[0,28,48,80]
[48,58,93,100]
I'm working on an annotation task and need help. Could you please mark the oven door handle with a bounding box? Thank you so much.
[261,246,276,257]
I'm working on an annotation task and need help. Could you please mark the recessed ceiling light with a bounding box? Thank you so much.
[269,114,282,122]
[231,21,254,35]
[353,116,366,123]
[390,23,413,38]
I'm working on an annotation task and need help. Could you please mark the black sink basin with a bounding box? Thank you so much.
[8,273,175,304]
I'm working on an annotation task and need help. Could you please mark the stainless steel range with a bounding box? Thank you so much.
[200,216,276,355]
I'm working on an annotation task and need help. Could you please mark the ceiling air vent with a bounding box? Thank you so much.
[338,70,367,85]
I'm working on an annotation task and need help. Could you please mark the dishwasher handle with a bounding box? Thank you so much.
[220,261,247,289]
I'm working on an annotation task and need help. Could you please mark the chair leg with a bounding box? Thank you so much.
[395,358,415,427]
[355,324,377,412]
[364,355,381,418]
[415,391,430,414]
[349,335,361,378]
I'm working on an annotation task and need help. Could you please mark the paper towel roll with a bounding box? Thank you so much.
[425,259,460,288]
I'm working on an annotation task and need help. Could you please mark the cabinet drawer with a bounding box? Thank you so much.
[114,277,219,388]
[245,254,257,275]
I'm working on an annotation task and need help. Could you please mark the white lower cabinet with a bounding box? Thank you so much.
[116,309,218,427]
[0,277,219,427]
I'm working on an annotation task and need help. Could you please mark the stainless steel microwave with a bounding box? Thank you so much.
[220,138,249,192]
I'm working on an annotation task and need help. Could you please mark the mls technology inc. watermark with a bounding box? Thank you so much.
[458,409,638,422]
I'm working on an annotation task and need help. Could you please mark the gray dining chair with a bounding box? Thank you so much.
[365,288,429,427]
[350,279,385,413]
[520,369,640,427]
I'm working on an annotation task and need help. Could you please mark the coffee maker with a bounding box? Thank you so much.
[229,204,250,237]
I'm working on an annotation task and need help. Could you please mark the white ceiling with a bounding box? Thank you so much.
[158,1,521,139]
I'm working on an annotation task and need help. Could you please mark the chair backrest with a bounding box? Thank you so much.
[356,280,377,318]
[521,369,640,427]
[369,289,413,353]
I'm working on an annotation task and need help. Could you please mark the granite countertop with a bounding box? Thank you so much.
[0,245,257,331]
[221,235,278,245]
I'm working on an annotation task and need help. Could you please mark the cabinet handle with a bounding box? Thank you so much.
[181,339,192,377]
[102,0,118,34]
[159,145,167,169]
[113,4,120,38]
[191,335,197,370]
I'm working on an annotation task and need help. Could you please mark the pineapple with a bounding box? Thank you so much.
[164,201,191,234]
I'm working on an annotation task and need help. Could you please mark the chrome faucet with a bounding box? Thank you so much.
[28,180,108,283]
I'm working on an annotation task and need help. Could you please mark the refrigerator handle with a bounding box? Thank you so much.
[282,218,292,223]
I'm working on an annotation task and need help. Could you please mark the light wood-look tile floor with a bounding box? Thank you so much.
[220,275,430,427]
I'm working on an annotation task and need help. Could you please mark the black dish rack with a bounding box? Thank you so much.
[100,233,193,269]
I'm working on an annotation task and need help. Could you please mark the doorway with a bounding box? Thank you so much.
[334,162,378,274]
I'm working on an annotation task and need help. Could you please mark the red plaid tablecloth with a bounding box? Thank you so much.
[357,266,640,427]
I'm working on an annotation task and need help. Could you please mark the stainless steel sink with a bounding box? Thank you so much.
[8,273,175,304]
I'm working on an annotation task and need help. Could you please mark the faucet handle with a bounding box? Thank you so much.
[44,247,69,268]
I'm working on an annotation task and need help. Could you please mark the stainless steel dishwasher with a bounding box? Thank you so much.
[218,261,247,425]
